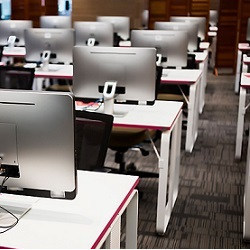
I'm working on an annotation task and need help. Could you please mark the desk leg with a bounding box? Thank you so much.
[105,217,121,249]
[199,60,205,114]
[126,190,138,249]
[235,50,242,93]
[156,112,182,234]
[235,87,247,159]
[243,126,250,240]
[185,79,200,152]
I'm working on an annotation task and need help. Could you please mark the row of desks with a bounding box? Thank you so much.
[0,45,209,248]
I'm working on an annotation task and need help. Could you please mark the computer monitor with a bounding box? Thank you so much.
[0,90,76,200]
[40,15,72,28]
[74,21,113,47]
[0,20,33,46]
[24,28,74,64]
[247,18,250,43]
[96,16,130,40]
[131,29,188,68]
[142,10,149,29]
[170,16,206,41]
[73,46,156,115]
[209,10,218,27]
[154,21,199,52]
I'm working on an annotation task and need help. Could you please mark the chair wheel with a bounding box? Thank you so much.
[126,163,137,171]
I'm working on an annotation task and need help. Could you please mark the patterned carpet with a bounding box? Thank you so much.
[105,69,250,248]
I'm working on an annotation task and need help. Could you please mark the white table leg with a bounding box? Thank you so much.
[185,78,200,152]
[235,87,247,159]
[235,50,243,93]
[104,217,121,249]
[243,125,250,240]
[125,190,138,249]
[156,112,182,234]
[199,59,206,114]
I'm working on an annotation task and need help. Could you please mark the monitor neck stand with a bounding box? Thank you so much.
[156,53,162,67]
[87,38,96,46]
[7,36,16,48]
[103,81,117,115]
[41,50,51,71]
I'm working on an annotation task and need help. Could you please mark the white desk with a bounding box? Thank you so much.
[235,43,250,93]
[208,31,217,69]
[77,100,183,234]
[31,64,73,91]
[244,125,250,240]
[242,54,250,73]
[209,26,218,32]
[2,46,26,58]
[0,171,139,249]
[161,69,202,153]
[193,51,209,113]
[199,42,210,51]
[236,73,250,159]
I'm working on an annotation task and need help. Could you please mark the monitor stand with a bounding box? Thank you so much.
[40,50,51,71]
[102,81,132,117]
[87,38,96,46]
[7,36,16,48]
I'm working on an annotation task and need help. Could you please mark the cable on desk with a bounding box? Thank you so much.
[0,172,19,234]
[83,98,103,111]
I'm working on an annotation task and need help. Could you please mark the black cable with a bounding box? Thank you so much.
[0,173,19,234]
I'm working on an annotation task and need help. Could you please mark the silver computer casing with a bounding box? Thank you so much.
[40,15,72,28]
[154,21,198,52]
[73,46,156,104]
[170,16,206,41]
[96,16,130,40]
[24,28,74,64]
[247,18,250,42]
[0,90,76,199]
[74,21,113,47]
[131,29,188,68]
[0,20,33,46]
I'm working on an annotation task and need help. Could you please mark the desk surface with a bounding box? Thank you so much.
[0,171,139,249]
[199,42,210,50]
[243,56,250,65]
[192,51,208,63]
[34,64,73,79]
[241,73,250,88]
[209,26,218,32]
[208,31,217,37]
[161,68,202,85]
[76,100,183,131]
[239,43,250,51]
[2,46,26,57]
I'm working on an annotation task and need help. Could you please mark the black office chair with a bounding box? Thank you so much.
[107,66,163,178]
[0,66,35,90]
[75,110,114,172]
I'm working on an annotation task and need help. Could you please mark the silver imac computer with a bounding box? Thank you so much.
[73,46,156,115]
[0,20,33,46]
[131,30,188,68]
[96,16,130,41]
[0,90,76,200]
[209,10,218,27]
[40,15,72,28]
[170,16,206,41]
[74,21,113,47]
[154,21,199,52]
[24,28,74,64]
[247,18,250,43]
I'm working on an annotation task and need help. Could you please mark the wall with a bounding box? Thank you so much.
[72,0,148,29]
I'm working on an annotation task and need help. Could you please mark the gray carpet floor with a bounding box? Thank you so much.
[105,69,250,248]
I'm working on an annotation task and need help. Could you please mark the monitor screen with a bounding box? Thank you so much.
[131,29,188,68]
[24,28,74,64]
[154,21,198,52]
[73,46,156,106]
[40,15,72,28]
[209,10,218,27]
[247,18,250,42]
[0,90,76,199]
[170,16,206,41]
[96,16,130,40]
[0,20,33,46]
[74,21,113,47]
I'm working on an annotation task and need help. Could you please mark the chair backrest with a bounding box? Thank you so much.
[0,66,35,90]
[75,110,114,171]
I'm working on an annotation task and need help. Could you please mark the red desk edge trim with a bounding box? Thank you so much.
[35,74,73,79]
[91,178,140,249]
[161,71,202,85]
